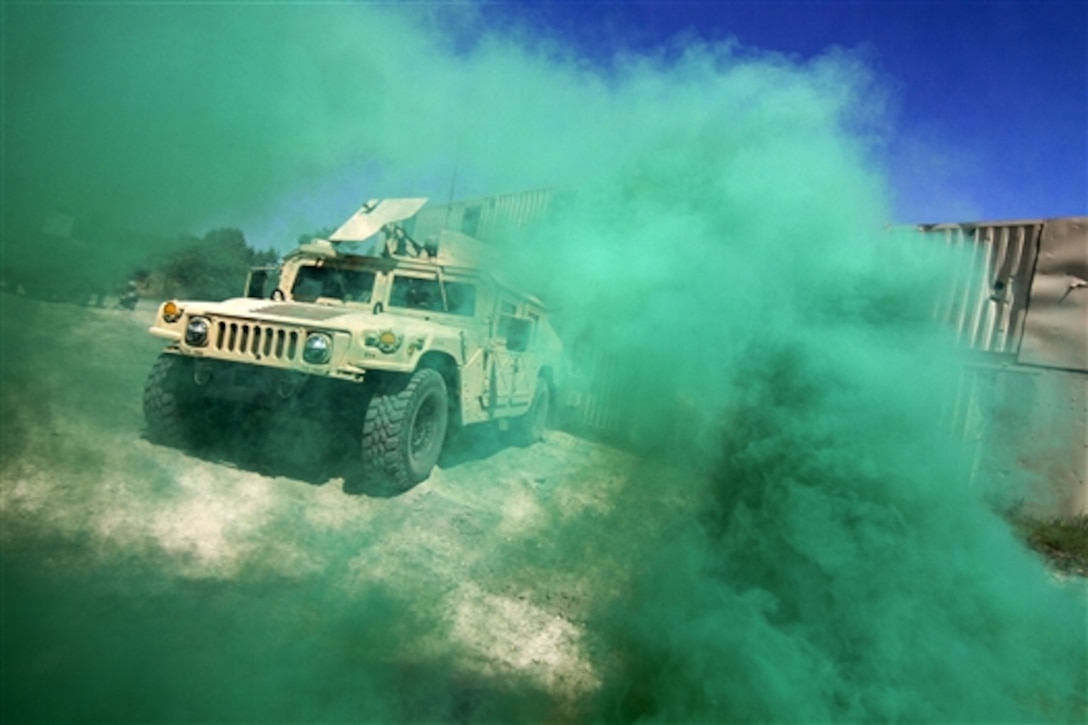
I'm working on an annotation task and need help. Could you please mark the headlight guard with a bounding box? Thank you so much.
[184,316,210,347]
[303,332,333,364]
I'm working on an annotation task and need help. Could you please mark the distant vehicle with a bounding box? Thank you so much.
[143,198,563,491]
[117,280,140,310]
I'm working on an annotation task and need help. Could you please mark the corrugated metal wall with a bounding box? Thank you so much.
[924,221,1043,356]
[416,191,1088,516]
[921,218,1087,517]
[414,188,555,244]
[475,188,554,241]
[1018,217,1088,372]
[560,216,1087,517]
[558,348,632,443]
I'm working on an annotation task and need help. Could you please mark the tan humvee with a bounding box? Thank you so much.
[144,198,563,491]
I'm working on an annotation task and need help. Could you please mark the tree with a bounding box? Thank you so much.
[157,228,278,300]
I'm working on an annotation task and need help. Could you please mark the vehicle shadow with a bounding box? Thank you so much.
[341,424,523,498]
[438,423,520,467]
[142,409,347,488]
[144,410,528,498]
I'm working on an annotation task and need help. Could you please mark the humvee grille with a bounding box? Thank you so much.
[213,320,301,362]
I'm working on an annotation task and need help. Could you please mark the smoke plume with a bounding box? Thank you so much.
[2,3,1083,722]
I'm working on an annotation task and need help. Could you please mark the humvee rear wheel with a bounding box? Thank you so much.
[512,377,550,447]
[361,368,449,491]
[142,353,208,445]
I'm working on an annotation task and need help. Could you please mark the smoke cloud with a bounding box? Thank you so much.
[2,3,1084,723]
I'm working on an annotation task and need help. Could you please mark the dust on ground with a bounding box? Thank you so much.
[2,291,1085,723]
[0,291,692,720]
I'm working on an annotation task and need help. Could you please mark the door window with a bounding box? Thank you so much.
[389,275,477,316]
[498,315,534,352]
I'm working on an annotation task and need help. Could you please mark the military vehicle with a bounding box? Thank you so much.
[143,198,563,491]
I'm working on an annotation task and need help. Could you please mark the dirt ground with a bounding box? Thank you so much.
[2,291,1085,723]
[0,291,695,720]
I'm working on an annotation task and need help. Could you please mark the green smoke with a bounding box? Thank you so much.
[2,3,1084,723]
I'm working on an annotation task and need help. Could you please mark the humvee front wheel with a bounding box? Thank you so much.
[142,353,209,446]
[361,368,449,491]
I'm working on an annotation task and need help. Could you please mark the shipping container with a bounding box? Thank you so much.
[923,217,1087,517]
[423,191,1087,516]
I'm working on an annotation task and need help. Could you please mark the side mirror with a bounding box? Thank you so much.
[245,268,269,299]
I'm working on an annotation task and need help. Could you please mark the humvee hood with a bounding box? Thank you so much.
[251,302,359,322]
[185,298,362,324]
[159,297,453,338]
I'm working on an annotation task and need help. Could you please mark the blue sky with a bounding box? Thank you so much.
[234,0,1085,249]
[2,0,1084,256]
[488,1,1086,223]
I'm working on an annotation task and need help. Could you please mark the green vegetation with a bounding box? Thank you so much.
[0,221,276,305]
[1017,516,1088,577]
[152,227,278,301]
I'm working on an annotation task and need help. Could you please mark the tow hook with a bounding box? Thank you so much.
[276,373,307,399]
[193,360,214,386]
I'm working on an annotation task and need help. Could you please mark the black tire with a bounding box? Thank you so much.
[361,368,449,491]
[142,353,209,446]
[511,377,550,447]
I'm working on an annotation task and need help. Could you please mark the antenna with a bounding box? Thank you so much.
[444,162,459,228]
[441,143,459,226]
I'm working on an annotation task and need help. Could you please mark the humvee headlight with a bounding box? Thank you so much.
[184,316,210,347]
[162,301,182,323]
[364,330,402,354]
[303,332,332,364]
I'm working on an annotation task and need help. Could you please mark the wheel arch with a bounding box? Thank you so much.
[416,351,462,426]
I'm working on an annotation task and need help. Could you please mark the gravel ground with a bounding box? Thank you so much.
[2,291,1084,722]
[0,291,690,720]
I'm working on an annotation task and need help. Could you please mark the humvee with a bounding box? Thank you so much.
[143,198,563,491]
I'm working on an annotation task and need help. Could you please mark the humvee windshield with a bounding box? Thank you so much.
[292,265,375,303]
